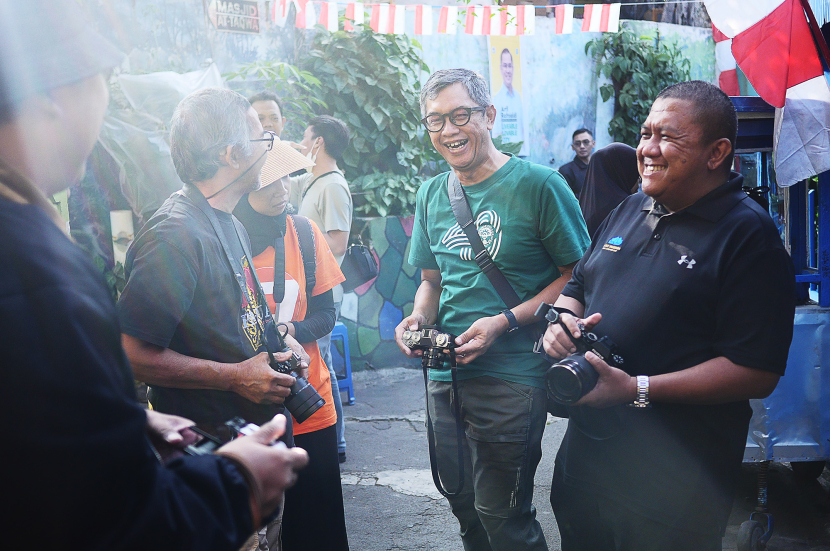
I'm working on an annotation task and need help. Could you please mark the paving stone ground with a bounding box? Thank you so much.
[338,367,830,551]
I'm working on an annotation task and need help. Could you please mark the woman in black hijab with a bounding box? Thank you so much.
[577,143,640,237]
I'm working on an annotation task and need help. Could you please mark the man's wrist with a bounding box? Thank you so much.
[493,311,512,335]
[500,309,519,333]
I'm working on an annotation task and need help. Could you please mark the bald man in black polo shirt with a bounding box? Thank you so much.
[541,81,795,551]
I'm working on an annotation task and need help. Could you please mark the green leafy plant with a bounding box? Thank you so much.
[586,29,690,145]
[299,27,429,216]
[223,61,326,140]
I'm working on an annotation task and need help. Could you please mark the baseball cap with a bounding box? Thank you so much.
[260,136,315,186]
[0,0,125,111]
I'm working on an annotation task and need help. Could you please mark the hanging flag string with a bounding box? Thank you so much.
[275,2,632,35]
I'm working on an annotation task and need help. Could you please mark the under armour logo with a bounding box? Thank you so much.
[678,255,696,269]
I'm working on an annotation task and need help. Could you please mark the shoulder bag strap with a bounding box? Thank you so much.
[446,172,522,309]
[301,170,342,201]
[290,215,317,295]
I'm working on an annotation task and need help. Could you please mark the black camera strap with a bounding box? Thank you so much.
[178,184,280,356]
[422,348,465,498]
[447,171,521,309]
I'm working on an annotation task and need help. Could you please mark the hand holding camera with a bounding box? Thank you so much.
[538,304,631,407]
[215,414,309,526]
[233,351,297,405]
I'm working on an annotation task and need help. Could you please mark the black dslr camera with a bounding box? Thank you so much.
[265,322,325,423]
[535,304,625,404]
[401,325,457,369]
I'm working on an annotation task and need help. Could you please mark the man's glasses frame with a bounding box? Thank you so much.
[573,139,593,147]
[251,130,276,151]
[421,106,487,133]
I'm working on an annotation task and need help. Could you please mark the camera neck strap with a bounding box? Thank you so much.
[447,171,522,309]
[178,184,280,354]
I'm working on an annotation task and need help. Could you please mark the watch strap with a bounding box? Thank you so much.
[501,309,519,333]
[630,375,650,408]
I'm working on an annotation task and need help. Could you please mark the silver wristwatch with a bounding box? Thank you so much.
[630,375,650,408]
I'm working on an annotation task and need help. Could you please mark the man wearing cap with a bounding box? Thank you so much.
[0,1,308,549]
[235,141,350,551]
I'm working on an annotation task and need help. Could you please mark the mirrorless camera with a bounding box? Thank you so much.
[401,325,457,369]
[535,304,625,405]
[184,417,287,456]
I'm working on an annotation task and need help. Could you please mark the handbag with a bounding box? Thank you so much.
[446,172,568,418]
[340,236,379,292]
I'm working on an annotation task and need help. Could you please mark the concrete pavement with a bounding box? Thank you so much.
[337,367,830,551]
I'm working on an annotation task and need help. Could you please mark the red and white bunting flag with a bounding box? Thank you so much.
[554,3,573,34]
[318,2,338,31]
[344,3,364,31]
[437,6,458,34]
[481,6,492,36]
[705,0,830,187]
[272,0,290,27]
[392,4,406,34]
[413,5,432,35]
[370,4,386,33]
[712,24,740,96]
[293,0,317,29]
[581,3,621,33]
[465,6,484,35]
[520,4,535,35]
[505,5,517,35]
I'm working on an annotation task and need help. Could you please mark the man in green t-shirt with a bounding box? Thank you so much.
[394,68,589,551]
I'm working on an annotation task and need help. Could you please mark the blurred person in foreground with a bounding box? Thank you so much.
[0,1,307,550]
[234,141,350,550]
[542,81,795,550]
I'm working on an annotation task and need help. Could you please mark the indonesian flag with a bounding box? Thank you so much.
[712,24,740,96]
[437,6,459,34]
[465,5,484,35]
[413,5,433,35]
[705,0,830,187]
[505,5,518,35]
[581,3,621,33]
[370,4,403,34]
[272,0,290,27]
[392,4,406,34]
[344,3,364,31]
[318,2,338,31]
[293,0,317,29]
[554,4,574,34]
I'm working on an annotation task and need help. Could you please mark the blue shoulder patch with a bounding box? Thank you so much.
[608,236,623,246]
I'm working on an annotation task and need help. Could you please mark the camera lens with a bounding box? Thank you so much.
[285,376,326,423]
[545,354,599,404]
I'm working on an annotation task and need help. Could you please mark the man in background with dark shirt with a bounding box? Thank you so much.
[558,128,595,195]
[0,2,307,549]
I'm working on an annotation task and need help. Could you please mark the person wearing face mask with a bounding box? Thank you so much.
[289,115,352,464]
[234,140,350,551]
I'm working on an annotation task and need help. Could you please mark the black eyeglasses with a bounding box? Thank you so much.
[421,107,487,133]
[573,139,593,147]
[250,131,276,151]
